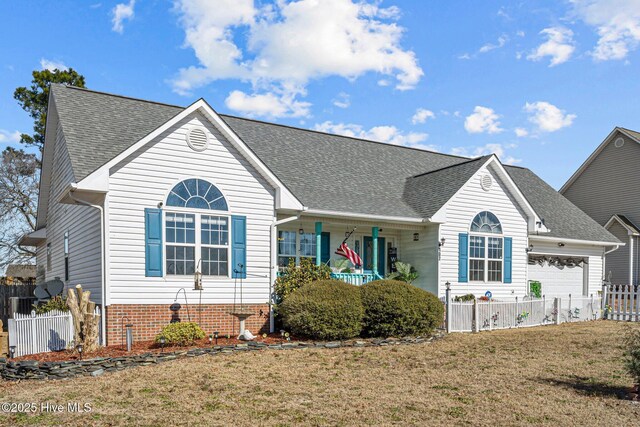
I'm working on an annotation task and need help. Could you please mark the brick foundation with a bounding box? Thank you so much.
[105,304,270,346]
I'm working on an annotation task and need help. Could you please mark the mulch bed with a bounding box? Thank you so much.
[14,333,299,363]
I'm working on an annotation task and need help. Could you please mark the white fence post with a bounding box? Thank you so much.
[488,298,492,331]
[554,298,561,325]
[601,283,608,313]
[445,282,451,333]
[473,298,479,333]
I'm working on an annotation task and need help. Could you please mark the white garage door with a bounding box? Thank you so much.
[528,262,585,297]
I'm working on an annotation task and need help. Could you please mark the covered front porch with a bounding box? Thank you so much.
[274,214,440,292]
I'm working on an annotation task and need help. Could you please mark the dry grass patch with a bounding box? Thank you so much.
[1,321,639,426]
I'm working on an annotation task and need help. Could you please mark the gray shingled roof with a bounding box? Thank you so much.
[51,84,182,181]
[506,166,619,242]
[48,84,620,243]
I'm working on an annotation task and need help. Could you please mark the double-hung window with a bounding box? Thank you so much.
[299,232,316,262]
[469,211,504,283]
[164,179,230,277]
[278,231,296,267]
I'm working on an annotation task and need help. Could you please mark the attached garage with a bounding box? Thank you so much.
[528,255,587,297]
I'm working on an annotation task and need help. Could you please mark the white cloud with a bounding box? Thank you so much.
[451,143,521,165]
[314,121,432,149]
[464,106,503,134]
[40,58,68,71]
[479,34,509,53]
[514,127,529,137]
[225,89,311,119]
[524,101,576,132]
[411,108,435,124]
[527,27,575,66]
[516,30,525,37]
[171,0,423,117]
[112,0,135,34]
[332,92,350,109]
[571,0,640,61]
[0,129,21,144]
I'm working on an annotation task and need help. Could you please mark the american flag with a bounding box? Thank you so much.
[335,242,362,267]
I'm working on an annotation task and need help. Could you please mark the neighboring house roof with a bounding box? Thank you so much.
[560,126,640,194]
[5,264,36,279]
[44,84,620,244]
[605,214,640,236]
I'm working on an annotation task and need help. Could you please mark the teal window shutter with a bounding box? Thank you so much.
[145,208,163,277]
[458,233,468,283]
[232,215,247,278]
[504,237,513,284]
[320,232,330,264]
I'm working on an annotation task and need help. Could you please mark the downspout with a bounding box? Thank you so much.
[269,209,306,332]
[603,244,621,284]
[67,185,107,346]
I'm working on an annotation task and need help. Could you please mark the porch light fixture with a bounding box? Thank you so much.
[558,242,565,247]
[526,244,534,253]
[8,345,16,359]
[439,238,446,247]
[413,233,419,241]
[299,228,304,235]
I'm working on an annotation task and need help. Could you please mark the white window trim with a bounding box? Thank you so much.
[469,232,504,284]
[277,229,317,267]
[163,209,231,279]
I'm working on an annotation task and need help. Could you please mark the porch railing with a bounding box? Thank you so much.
[276,271,381,286]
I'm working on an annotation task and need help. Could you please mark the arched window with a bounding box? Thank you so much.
[164,179,229,277]
[166,178,228,211]
[469,211,503,282]
[470,211,502,234]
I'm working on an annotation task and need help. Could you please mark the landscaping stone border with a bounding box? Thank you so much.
[0,333,444,381]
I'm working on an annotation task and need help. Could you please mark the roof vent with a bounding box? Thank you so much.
[480,174,493,191]
[614,137,625,148]
[187,128,209,152]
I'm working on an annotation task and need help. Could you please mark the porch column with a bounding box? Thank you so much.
[372,226,379,276]
[315,222,322,266]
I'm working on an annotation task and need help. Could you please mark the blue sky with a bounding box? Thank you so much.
[1,0,639,188]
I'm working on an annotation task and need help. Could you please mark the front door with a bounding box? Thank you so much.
[363,236,385,276]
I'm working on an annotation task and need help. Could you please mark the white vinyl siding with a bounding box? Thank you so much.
[107,112,275,305]
[40,122,102,301]
[398,224,439,295]
[440,163,529,299]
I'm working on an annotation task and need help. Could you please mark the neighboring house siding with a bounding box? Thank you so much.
[439,163,529,299]
[35,243,46,283]
[107,113,276,305]
[563,132,640,227]
[399,224,439,295]
[604,222,630,284]
[41,123,102,301]
[527,239,604,296]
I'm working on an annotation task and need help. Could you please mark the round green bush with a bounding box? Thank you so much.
[360,280,444,337]
[155,322,206,346]
[279,280,363,340]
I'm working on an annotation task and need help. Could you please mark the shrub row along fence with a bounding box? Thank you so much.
[7,308,101,357]
[445,293,601,333]
[602,284,640,321]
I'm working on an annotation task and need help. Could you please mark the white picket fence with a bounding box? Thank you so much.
[8,308,101,357]
[446,295,601,333]
[602,284,640,321]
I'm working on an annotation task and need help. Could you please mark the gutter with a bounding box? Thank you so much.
[529,235,625,247]
[303,208,427,224]
[67,184,107,346]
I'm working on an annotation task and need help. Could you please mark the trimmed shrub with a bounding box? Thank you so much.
[155,322,205,346]
[274,258,332,303]
[454,294,475,302]
[360,280,444,337]
[33,296,69,314]
[279,280,363,340]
